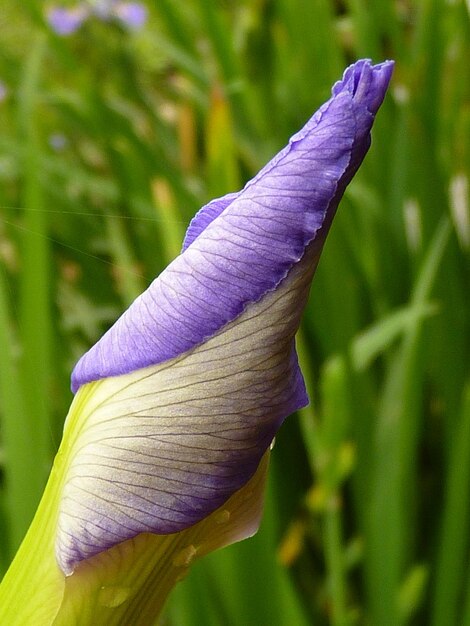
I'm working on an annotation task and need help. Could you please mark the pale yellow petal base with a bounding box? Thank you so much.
[0,383,269,626]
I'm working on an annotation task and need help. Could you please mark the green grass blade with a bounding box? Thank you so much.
[0,265,30,559]
[366,219,451,626]
[351,302,438,372]
[433,381,470,626]
[15,33,53,544]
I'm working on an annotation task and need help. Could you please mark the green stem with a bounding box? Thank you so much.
[0,384,95,624]
[325,495,348,626]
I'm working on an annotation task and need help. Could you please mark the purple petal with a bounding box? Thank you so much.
[46,6,89,35]
[72,59,394,392]
[182,192,240,251]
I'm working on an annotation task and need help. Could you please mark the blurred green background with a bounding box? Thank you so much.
[0,1,469,624]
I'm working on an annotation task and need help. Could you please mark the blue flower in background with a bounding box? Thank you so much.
[49,133,69,152]
[47,5,89,35]
[113,2,148,29]
[56,59,393,575]
[47,0,147,35]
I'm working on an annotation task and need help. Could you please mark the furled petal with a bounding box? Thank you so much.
[72,59,393,392]
[58,59,393,575]
[182,192,240,251]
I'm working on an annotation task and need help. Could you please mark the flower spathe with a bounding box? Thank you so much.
[57,59,393,575]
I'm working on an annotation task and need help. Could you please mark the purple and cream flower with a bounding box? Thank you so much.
[56,59,393,575]
[46,1,147,35]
